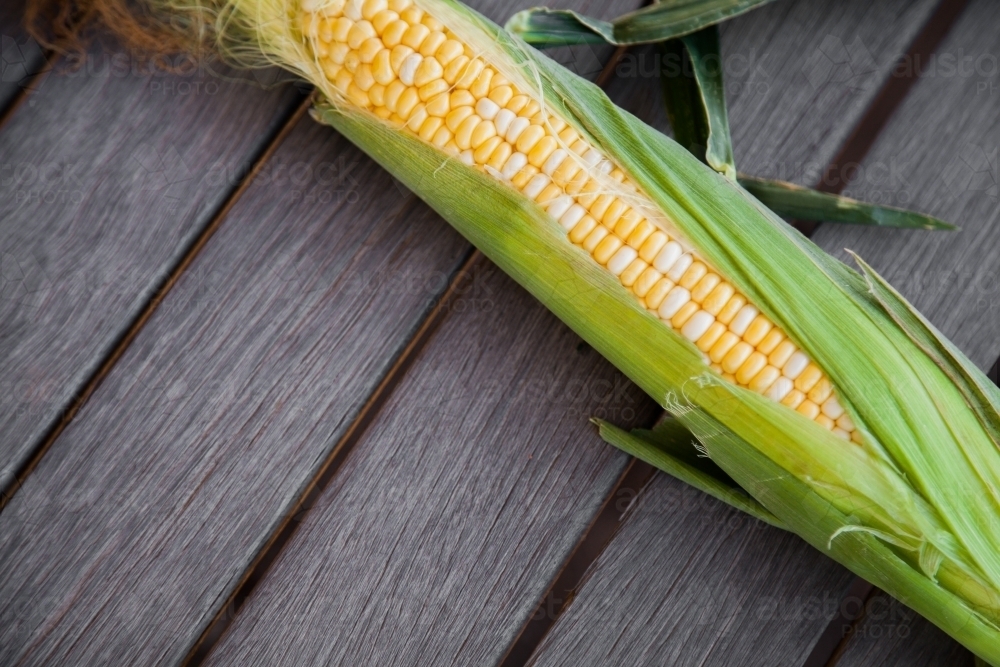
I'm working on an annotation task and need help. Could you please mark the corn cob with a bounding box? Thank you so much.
[299,0,858,441]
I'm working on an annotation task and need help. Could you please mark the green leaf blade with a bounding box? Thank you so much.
[738,176,958,229]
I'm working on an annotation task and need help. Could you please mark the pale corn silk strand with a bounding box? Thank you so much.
[300,0,858,442]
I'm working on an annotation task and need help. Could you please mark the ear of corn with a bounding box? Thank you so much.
[61,0,1000,661]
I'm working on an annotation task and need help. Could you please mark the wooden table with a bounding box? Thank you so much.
[1,0,996,664]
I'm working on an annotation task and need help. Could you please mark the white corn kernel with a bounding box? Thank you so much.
[559,204,587,231]
[506,117,530,142]
[583,148,602,166]
[681,310,714,342]
[476,97,500,120]
[766,377,793,402]
[459,149,474,165]
[547,194,574,219]
[658,286,691,319]
[653,241,683,273]
[729,305,759,336]
[596,160,613,174]
[494,109,515,136]
[821,396,845,420]
[542,149,567,176]
[782,352,810,380]
[501,152,527,180]
[398,53,422,85]
[666,253,693,281]
[344,0,364,19]
[607,246,638,276]
[524,173,550,199]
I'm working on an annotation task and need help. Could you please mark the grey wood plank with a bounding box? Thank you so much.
[202,259,659,667]
[0,2,44,115]
[0,117,471,664]
[812,0,1000,370]
[527,0,947,665]
[0,52,300,488]
[835,592,973,667]
[1,0,633,663]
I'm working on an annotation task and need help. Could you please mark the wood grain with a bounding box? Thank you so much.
[0,56,301,489]
[0,117,471,664]
[527,0,947,665]
[203,258,659,667]
[812,0,1000,370]
[1,0,636,663]
[835,593,974,667]
[0,2,44,117]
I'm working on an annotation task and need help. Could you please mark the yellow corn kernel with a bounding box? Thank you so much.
[768,340,797,369]
[347,20,376,50]
[372,9,398,33]
[757,328,785,355]
[644,278,674,310]
[487,141,512,171]
[722,341,754,375]
[395,87,420,118]
[470,68,494,98]
[794,364,823,393]
[709,331,740,363]
[382,19,408,47]
[456,58,485,88]
[418,115,442,142]
[510,164,538,190]
[362,0,388,20]
[527,136,558,167]
[359,37,383,63]
[735,352,767,385]
[516,125,546,154]
[445,105,473,132]
[626,220,656,249]
[368,83,386,106]
[594,235,623,265]
[696,322,727,353]
[749,365,781,393]
[602,200,628,228]
[614,210,643,239]
[488,85,514,107]
[419,31,446,57]
[781,389,806,409]
[797,401,821,420]
[506,95,530,114]
[413,57,443,87]
[716,294,746,324]
[691,273,721,303]
[742,315,773,347]
[808,378,833,405]
[569,215,598,245]
[620,259,647,287]
[443,55,470,84]
[679,262,708,290]
[633,267,661,298]
[454,114,482,150]
[638,231,668,263]
[473,135,502,164]
[815,414,836,430]
[671,301,699,328]
[372,49,395,85]
[425,92,450,116]
[582,226,609,254]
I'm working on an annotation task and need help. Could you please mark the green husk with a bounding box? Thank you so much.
[505,0,778,46]
[110,0,1000,661]
[739,176,957,229]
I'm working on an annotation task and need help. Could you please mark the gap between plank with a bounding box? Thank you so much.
[182,246,482,665]
[0,89,313,514]
[502,0,975,664]
[797,0,973,664]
